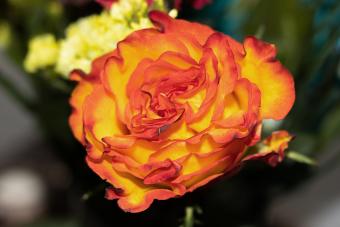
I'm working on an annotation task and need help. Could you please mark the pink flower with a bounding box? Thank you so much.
[95,0,117,9]
[175,0,212,10]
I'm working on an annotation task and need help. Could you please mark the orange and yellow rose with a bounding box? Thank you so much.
[69,11,295,212]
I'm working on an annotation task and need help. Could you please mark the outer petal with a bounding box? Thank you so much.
[172,139,246,189]
[240,36,295,120]
[214,78,260,129]
[69,70,94,144]
[188,33,239,132]
[69,51,116,144]
[243,130,294,167]
[87,156,178,213]
[83,85,125,159]
[149,11,214,45]
[90,51,117,78]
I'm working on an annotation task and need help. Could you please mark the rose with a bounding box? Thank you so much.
[69,11,295,212]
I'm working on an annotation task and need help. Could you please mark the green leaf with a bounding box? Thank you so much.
[287,151,317,166]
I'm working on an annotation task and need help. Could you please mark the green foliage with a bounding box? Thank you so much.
[287,151,318,166]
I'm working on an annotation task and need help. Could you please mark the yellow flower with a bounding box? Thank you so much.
[56,12,131,76]
[24,0,173,77]
[24,34,59,73]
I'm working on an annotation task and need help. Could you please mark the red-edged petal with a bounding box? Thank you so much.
[69,70,94,145]
[243,130,294,167]
[240,36,295,120]
[149,11,214,45]
[83,85,124,159]
[87,156,178,213]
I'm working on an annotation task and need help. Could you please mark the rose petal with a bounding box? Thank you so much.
[87,156,178,212]
[69,70,94,144]
[243,130,294,167]
[149,11,214,45]
[83,85,124,159]
[240,36,295,120]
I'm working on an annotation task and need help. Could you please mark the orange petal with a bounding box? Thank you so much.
[173,140,246,189]
[213,78,260,129]
[69,70,94,144]
[206,33,239,122]
[188,33,240,132]
[144,160,181,185]
[159,119,196,141]
[87,156,177,213]
[102,135,136,150]
[243,130,294,166]
[149,11,214,45]
[102,29,190,123]
[68,50,116,144]
[240,36,295,120]
[83,85,124,159]
[208,127,250,144]
[117,189,177,213]
[90,51,117,78]
[245,123,262,146]
[182,48,219,124]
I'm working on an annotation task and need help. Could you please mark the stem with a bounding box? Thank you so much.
[183,207,194,227]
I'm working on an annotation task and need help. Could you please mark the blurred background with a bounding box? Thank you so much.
[0,0,339,226]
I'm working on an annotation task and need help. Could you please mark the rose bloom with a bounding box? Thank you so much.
[69,11,295,212]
